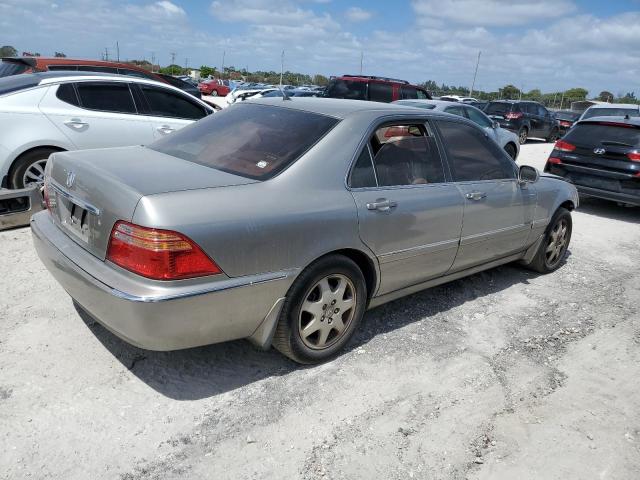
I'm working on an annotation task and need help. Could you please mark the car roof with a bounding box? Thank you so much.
[586,103,639,110]
[395,99,461,108]
[577,115,640,127]
[249,96,464,120]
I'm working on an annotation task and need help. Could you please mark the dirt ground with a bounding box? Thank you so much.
[1,142,639,480]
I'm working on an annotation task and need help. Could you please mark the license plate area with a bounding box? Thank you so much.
[57,196,91,242]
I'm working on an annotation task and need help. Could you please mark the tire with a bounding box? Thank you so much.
[272,255,367,364]
[518,127,528,145]
[546,128,559,143]
[525,207,572,274]
[210,90,218,97]
[9,148,59,189]
[504,143,517,160]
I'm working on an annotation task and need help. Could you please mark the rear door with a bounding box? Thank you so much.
[349,120,464,294]
[135,83,209,138]
[436,120,535,271]
[39,81,155,149]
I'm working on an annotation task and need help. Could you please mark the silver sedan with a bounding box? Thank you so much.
[394,99,520,160]
[32,98,578,364]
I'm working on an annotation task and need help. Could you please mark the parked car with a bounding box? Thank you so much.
[32,98,577,364]
[579,103,640,121]
[439,95,478,103]
[0,72,214,189]
[324,75,431,102]
[394,99,520,159]
[156,74,201,99]
[261,89,320,98]
[544,116,640,206]
[197,78,231,97]
[484,100,559,144]
[468,101,488,110]
[224,87,277,106]
[552,110,581,136]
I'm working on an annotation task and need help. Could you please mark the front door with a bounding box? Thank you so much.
[436,120,536,271]
[349,121,464,294]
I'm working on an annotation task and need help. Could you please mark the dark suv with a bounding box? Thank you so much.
[324,75,431,103]
[544,117,640,206]
[484,100,559,144]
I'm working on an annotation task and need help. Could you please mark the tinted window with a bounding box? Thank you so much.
[119,68,154,79]
[582,107,640,120]
[55,83,79,106]
[554,111,580,121]
[368,82,393,103]
[324,79,366,100]
[140,85,205,120]
[76,82,136,114]
[0,61,29,77]
[370,123,445,186]
[485,102,513,115]
[349,147,377,188]
[444,106,465,117]
[47,65,78,71]
[401,86,418,100]
[564,123,640,147]
[537,105,549,116]
[465,107,492,128]
[438,121,516,181]
[149,103,339,181]
[0,74,40,95]
[416,89,429,99]
[77,65,118,74]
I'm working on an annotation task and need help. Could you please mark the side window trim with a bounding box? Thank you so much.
[74,81,139,115]
[348,143,378,189]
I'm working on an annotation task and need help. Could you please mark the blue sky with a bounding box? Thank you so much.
[2,0,640,95]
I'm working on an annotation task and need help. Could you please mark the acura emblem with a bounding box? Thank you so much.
[593,148,606,155]
[66,171,76,189]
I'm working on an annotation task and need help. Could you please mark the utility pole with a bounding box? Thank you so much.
[221,50,225,79]
[519,84,524,101]
[280,50,284,86]
[151,52,156,72]
[185,57,189,73]
[116,41,120,62]
[559,91,565,110]
[170,52,176,75]
[469,50,481,97]
[359,51,363,75]
[104,47,109,61]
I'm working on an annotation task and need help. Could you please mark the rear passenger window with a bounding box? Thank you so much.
[369,123,445,186]
[416,89,429,99]
[368,83,393,103]
[76,82,137,114]
[140,85,206,120]
[400,86,418,100]
[56,83,80,107]
[77,65,118,74]
[438,121,516,181]
[444,106,465,117]
[349,147,377,188]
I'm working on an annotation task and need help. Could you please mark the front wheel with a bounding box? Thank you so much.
[518,127,528,145]
[525,207,572,273]
[210,90,218,97]
[272,255,367,364]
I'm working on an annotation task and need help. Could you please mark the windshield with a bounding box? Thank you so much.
[582,107,640,120]
[0,60,29,77]
[149,103,339,180]
[485,102,514,115]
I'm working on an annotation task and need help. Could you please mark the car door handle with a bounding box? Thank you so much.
[465,191,487,201]
[156,125,175,135]
[366,199,397,211]
[64,118,88,129]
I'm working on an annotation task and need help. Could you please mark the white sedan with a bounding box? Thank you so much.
[0,72,214,189]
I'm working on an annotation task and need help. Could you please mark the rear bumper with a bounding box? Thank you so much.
[575,185,640,206]
[31,211,294,350]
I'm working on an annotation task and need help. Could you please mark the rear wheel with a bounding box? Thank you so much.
[210,90,218,97]
[504,143,517,160]
[518,127,528,145]
[546,128,560,143]
[272,255,367,364]
[9,148,59,189]
[526,207,572,273]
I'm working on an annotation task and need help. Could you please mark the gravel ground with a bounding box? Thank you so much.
[1,142,639,479]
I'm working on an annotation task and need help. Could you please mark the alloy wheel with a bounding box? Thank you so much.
[545,218,569,268]
[519,129,528,145]
[298,274,357,350]
[22,159,48,188]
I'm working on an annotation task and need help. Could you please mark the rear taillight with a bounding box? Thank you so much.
[505,112,523,120]
[627,152,640,162]
[548,157,562,165]
[559,121,572,127]
[43,182,56,212]
[554,140,576,152]
[106,221,222,280]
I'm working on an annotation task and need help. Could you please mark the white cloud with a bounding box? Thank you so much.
[412,0,576,27]
[345,7,372,22]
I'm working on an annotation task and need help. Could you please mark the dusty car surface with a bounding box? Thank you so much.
[31,98,579,363]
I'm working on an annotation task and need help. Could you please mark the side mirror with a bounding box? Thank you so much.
[492,120,499,129]
[519,165,539,184]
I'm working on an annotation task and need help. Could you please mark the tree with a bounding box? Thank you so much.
[54,52,66,58]
[500,84,520,99]
[199,65,215,78]
[563,88,588,100]
[0,45,18,57]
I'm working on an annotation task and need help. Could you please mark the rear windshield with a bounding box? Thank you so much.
[395,101,436,110]
[565,123,640,147]
[554,111,580,121]
[149,103,339,180]
[582,107,640,120]
[0,73,40,95]
[324,79,367,100]
[0,60,29,78]
[485,102,515,115]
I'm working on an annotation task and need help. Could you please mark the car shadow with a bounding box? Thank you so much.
[577,196,640,223]
[75,261,547,401]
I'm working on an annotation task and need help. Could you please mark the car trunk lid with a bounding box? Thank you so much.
[46,146,257,259]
